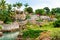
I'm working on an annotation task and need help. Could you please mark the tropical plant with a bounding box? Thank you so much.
[51,7,60,14]
[35,9,45,15]
[13,4,16,7]
[0,0,13,24]
[23,29,43,38]
[7,4,12,13]
[51,8,56,14]
[16,2,22,8]
[55,8,60,13]
[24,3,29,8]
[0,0,6,10]
[53,19,60,27]
[24,7,33,13]
[26,14,31,19]
[0,25,3,30]
[44,7,50,14]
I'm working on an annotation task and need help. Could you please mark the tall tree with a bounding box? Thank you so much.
[12,2,22,14]
[24,3,29,8]
[44,7,50,14]
[55,8,60,13]
[51,8,56,14]
[25,7,33,13]
[0,0,13,23]
[0,0,6,10]
[24,3,29,12]
[7,4,12,13]
[13,4,16,7]
[51,8,60,14]
[16,2,22,8]
[13,3,17,12]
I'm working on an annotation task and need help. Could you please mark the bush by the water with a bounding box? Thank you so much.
[23,29,43,38]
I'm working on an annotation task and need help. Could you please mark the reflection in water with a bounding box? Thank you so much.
[0,31,19,40]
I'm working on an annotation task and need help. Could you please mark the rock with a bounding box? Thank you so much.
[0,32,3,37]
[51,18,57,21]
[40,16,51,21]
[0,21,3,24]
[36,31,51,40]
[2,22,19,32]
[26,38,31,40]
[31,15,39,20]
[41,37,51,40]
[16,35,23,40]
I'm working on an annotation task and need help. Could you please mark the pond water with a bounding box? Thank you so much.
[0,31,19,40]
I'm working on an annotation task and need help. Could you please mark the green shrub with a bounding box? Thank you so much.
[26,14,31,19]
[4,21,12,24]
[55,13,60,19]
[35,9,45,15]
[40,22,54,28]
[0,25,2,30]
[23,29,43,38]
[24,7,33,13]
[36,19,43,22]
[53,19,60,27]
[26,24,40,30]
[4,17,12,24]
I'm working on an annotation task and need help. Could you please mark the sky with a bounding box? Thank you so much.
[6,0,60,11]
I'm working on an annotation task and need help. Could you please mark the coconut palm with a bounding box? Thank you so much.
[24,3,29,8]
[24,3,29,12]
[13,2,22,12]
[7,4,12,13]
[0,0,6,10]
[13,4,17,12]
[13,4,16,7]
[0,0,13,23]
[16,2,22,8]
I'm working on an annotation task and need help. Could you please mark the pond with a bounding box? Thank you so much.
[0,31,19,40]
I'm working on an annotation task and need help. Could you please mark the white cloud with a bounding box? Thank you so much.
[6,0,60,11]
[31,0,60,11]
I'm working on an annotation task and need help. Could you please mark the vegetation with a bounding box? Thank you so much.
[0,0,13,24]
[24,7,33,13]
[23,29,43,38]
[53,19,60,27]
[0,25,2,30]
[0,0,23,24]
[44,7,50,14]
[35,9,45,15]
[26,14,31,19]
[24,3,29,8]
[0,0,60,40]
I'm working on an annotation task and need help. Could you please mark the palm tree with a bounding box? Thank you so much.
[44,7,50,14]
[0,0,13,23]
[13,3,16,12]
[15,2,22,14]
[24,3,29,8]
[13,4,16,7]
[16,2,22,8]
[13,2,22,12]
[7,4,12,13]
[24,3,29,13]
[0,0,6,10]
